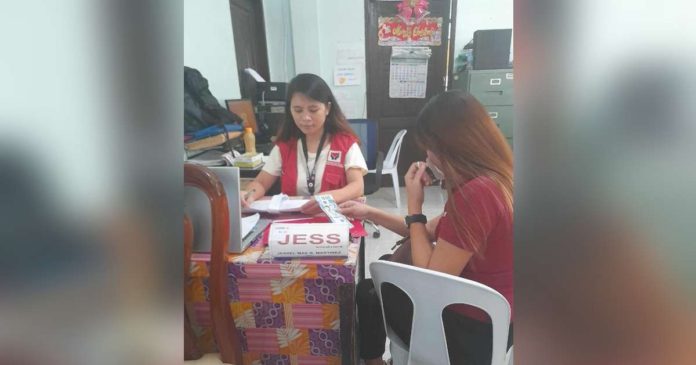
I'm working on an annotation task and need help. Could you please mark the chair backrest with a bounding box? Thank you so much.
[384,129,408,170]
[369,261,511,365]
[184,163,243,365]
[363,151,385,195]
[225,99,258,132]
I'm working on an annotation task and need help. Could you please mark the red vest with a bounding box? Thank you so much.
[276,132,357,196]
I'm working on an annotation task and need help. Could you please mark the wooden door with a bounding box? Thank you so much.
[364,0,457,184]
[229,0,270,81]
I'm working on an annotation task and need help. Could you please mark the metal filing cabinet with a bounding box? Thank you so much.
[451,69,514,147]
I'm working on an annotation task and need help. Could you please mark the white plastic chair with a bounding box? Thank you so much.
[367,129,407,208]
[369,261,513,365]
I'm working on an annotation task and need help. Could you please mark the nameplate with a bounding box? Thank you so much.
[268,223,349,258]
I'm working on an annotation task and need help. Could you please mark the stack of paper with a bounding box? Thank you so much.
[243,194,309,214]
[233,152,263,168]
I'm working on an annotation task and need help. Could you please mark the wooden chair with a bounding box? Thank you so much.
[226,99,258,132]
[184,214,202,360]
[184,163,243,365]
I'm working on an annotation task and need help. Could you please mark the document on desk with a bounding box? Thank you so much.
[241,213,260,239]
[245,194,310,214]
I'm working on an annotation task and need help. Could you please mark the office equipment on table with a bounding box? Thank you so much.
[239,68,286,142]
[185,166,255,253]
[257,82,287,103]
[450,68,514,147]
[473,29,512,70]
[255,99,285,142]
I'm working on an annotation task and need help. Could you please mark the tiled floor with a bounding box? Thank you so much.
[185,186,448,365]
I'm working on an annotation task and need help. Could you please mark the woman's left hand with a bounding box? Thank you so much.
[300,197,322,215]
[404,161,431,214]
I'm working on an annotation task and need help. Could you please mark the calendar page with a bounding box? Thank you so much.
[389,46,431,99]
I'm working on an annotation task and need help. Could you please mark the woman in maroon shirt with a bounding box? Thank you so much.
[340,90,513,365]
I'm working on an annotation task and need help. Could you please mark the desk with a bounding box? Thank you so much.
[185,217,364,365]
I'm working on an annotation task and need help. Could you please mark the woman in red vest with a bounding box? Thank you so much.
[241,73,367,213]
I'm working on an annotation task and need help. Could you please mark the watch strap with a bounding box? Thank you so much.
[405,214,427,227]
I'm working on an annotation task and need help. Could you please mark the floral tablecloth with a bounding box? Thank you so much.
[186,233,361,365]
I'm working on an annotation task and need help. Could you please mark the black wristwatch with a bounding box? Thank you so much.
[404,214,427,228]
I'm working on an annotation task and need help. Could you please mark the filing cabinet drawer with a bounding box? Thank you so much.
[467,70,514,106]
[485,105,513,139]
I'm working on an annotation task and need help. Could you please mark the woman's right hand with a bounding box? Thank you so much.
[240,190,256,208]
[338,200,372,220]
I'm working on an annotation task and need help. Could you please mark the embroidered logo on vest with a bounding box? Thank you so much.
[328,150,342,163]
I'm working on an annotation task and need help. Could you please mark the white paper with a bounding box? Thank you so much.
[241,213,260,239]
[336,42,365,64]
[389,47,431,99]
[244,68,265,82]
[268,223,349,257]
[334,65,362,86]
[246,199,309,214]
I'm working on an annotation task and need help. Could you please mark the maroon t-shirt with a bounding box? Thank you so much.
[435,176,513,322]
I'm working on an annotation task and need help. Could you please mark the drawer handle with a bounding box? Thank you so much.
[485,91,504,96]
[490,78,502,86]
[489,112,499,119]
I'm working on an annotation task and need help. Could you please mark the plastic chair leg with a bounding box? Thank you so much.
[391,172,400,208]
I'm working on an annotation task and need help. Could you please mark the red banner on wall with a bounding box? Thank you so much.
[378,17,442,46]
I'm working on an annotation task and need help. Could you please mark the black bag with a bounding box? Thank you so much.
[385,237,412,265]
[184,66,243,134]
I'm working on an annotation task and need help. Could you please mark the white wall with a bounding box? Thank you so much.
[184,0,240,103]
[317,0,366,119]
[453,0,513,69]
[184,0,366,116]
[287,0,366,118]
[263,0,295,82]
[289,0,323,75]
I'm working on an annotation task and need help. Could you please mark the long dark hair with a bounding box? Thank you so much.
[276,73,358,142]
[415,90,513,257]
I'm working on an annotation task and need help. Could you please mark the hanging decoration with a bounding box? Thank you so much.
[396,0,430,24]
[378,0,442,46]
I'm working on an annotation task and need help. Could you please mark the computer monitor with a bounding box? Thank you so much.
[184,166,250,253]
[256,82,288,103]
